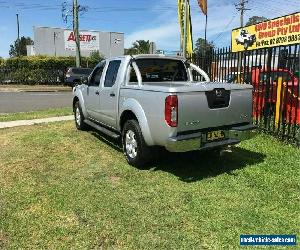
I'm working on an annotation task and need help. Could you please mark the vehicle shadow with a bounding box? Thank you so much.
[89,129,123,153]
[89,129,265,183]
[151,147,265,183]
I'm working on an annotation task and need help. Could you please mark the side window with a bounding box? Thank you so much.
[90,63,105,87]
[129,67,138,84]
[104,60,121,88]
[191,69,206,82]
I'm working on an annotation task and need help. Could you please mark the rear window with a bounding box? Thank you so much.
[72,68,92,75]
[130,59,188,83]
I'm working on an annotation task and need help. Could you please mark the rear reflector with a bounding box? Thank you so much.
[165,95,178,127]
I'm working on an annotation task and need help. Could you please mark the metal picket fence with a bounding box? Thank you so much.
[191,44,300,145]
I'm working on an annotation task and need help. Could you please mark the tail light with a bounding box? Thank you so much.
[165,95,178,127]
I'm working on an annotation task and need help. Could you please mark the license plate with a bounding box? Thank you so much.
[206,130,225,141]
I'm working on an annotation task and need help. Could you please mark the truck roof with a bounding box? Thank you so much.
[106,54,186,62]
[132,54,185,60]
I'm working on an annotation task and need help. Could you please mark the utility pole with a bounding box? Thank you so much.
[235,0,250,27]
[16,14,20,57]
[54,32,57,57]
[235,0,250,75]
[73,0,81,67]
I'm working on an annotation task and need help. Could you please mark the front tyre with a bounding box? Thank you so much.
[122,120,152,168]
[74,101,86,130]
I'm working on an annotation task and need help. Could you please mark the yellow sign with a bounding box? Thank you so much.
[231,12,300,52]
[178,0,193,58]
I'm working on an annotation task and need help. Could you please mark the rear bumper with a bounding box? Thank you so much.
[165,124,257,152]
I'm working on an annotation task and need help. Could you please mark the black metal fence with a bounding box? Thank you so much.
[191,44,300,145]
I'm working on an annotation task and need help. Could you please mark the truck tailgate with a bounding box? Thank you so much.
[176,83,253,133]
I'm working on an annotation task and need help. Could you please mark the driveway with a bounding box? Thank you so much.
[0,92,73,113]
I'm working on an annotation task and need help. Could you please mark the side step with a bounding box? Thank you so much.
[84,119,120,139]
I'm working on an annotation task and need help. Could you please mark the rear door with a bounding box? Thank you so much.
[99,59,121,128]
[85,62,106,120]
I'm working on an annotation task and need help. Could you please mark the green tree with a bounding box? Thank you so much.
[246,16,268,26]
[124,48,137,55]
[9,36,34,57]
[84,51,104,68]
[89,51,104,62]
[125,40,151,55]
[194,38,214,56]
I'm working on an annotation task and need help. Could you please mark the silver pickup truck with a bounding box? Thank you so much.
[73,54,256,167]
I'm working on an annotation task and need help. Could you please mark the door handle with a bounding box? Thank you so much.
[110,93,115,97]
[95,91,100,95]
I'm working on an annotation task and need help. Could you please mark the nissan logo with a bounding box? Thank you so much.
[215,89,223,97]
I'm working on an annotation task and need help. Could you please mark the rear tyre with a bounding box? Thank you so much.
[122,120,152,168]
[74,101,87,130]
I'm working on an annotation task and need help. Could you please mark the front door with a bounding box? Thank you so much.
[85,62,106,120]
[99,60,121,128]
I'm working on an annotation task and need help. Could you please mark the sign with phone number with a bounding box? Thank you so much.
[231,12,300,52]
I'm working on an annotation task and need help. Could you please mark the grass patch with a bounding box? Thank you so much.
[0,122,299,249]
[0,107,73,122]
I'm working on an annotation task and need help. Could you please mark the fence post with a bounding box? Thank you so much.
[264,48,273,127]
[275,77,283,129]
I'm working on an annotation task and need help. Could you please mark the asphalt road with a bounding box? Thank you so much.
[0,92,73,113]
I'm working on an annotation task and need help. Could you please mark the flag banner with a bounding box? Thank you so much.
[178,0,193,58]
[198,0,207,16]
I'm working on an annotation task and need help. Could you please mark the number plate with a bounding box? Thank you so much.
[206,130,225,141]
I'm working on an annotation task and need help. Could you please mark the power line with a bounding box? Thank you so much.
[212,13,238,43]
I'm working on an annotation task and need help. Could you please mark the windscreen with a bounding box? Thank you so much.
[130,59,188,83]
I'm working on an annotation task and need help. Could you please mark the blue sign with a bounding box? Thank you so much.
[240,235,297,246]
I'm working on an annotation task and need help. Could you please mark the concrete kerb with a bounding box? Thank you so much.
[0,115,74,129]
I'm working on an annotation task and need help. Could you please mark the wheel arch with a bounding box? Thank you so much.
[119,99,154,146]
[72,96,79,112]
[120,110,138,130]
[72,91,88,118]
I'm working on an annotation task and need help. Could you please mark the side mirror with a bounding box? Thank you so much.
[80,76,89,85]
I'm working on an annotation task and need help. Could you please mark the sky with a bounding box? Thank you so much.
[0,0,299,58]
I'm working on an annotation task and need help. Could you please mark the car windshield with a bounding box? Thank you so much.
[72,68,92,75]
[130,58,188,83]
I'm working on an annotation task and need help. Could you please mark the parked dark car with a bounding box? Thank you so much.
[65,67,93,86]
